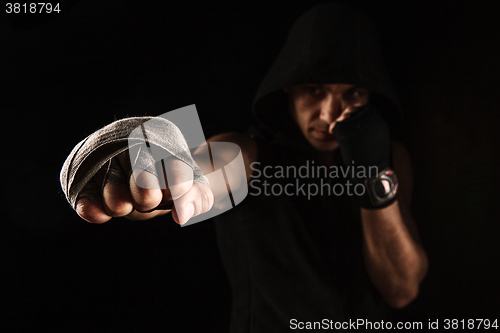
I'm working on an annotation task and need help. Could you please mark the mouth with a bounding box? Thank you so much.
[310,129,336,141]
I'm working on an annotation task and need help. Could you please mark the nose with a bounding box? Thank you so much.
[319,93,343,131]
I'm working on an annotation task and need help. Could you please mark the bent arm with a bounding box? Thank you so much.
[361,142,428,309]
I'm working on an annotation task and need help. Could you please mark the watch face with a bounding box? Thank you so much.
[374,179,392,197]
[365,168,399,206]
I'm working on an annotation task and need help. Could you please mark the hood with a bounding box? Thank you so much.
[252,2,401,147]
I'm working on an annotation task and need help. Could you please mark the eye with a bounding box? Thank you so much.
[303,85,322,95]
[345,88,359,97]
[344,87,368,101]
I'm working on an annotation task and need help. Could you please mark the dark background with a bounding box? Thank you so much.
[1,0,499,331]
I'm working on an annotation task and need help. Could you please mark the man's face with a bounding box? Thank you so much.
[286,83,369,151]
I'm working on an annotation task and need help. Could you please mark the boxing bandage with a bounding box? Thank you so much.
[333,104,397,209]
[60,117,208,210]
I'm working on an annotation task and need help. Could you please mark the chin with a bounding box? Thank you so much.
[310,140,339,151]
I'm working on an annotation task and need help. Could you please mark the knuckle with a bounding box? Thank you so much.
[168,179,193,199]
[76,199,92,218]
[134,188,162,208]
[104,199,133,217]
[102,184,134,217]
[76,198,108,224]
[132,170,160,190]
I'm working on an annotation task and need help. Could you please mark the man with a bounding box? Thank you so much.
[61,3,428,332]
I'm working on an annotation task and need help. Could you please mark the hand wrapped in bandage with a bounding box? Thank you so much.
[333,104,397,209]
[60,117,214,225]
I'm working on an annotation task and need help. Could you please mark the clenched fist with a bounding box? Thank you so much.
[76,151,214,225]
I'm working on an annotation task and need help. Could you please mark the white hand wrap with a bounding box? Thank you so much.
[60,117,208,209]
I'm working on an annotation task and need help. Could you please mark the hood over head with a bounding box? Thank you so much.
[252,2,401,148]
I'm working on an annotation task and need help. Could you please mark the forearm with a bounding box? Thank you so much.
[361,200,428,308]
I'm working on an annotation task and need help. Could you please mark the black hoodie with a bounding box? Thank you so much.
[214,3,396,332]
[252,2,400,149]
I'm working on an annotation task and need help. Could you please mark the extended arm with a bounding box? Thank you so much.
[68,127,256,225]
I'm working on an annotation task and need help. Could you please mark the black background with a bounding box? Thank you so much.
[1,0,499,331]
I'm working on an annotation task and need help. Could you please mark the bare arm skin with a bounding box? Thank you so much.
[360,141,428,308]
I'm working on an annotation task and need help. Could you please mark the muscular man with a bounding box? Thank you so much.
[61,3,428,332]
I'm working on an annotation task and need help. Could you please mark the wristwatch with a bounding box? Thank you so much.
[364,168,399,207]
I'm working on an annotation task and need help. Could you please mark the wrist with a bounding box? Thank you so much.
[359,168,399,209]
